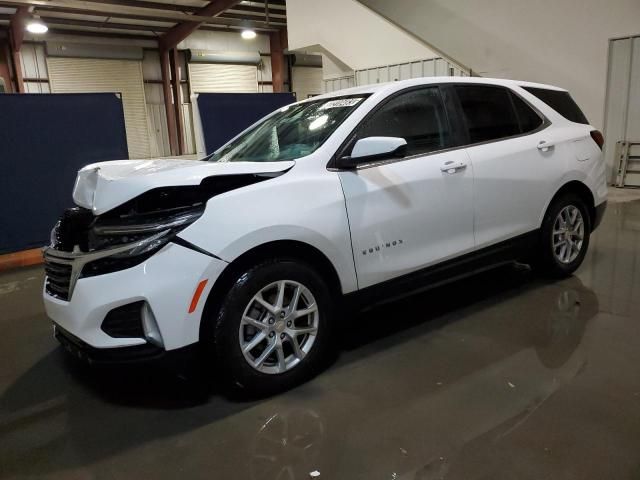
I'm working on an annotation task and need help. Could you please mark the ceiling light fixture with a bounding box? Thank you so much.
[241,29,256,40]
[26,15,48,34]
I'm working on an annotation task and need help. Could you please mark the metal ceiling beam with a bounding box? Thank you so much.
[1,15,273,37]
[13,5,183,23]
[220,11,285,24]
[1,0,228,23]
[79,0,286,16]
[159,0,240,51]
[225,7,286,18]
[198,23,272,33]
[82,0,203,13]
[46,26,155,39]
[37,10,173,25]
[0,1,282,29]
[39,15,169,32]
[249,0,285,6]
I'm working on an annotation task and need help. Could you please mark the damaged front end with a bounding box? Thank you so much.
[43,174,273,301]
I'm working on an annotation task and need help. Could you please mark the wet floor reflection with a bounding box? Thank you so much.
[241,276,597,480]
[0,266,599,479]
[2,199,640,479]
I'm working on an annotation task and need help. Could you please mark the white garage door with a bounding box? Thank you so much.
[188,63,258,156]
[47,57,150,159]
[292,66,323,100]
[188,63,258,93]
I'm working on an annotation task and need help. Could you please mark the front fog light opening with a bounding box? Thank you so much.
[142,303,164,348]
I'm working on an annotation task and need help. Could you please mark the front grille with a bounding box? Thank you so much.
[45,202,197,299]
[44,260,72,300]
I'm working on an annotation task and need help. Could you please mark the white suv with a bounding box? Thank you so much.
[43,77,607,394]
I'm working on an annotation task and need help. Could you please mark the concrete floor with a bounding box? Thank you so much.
[2,194,640,480]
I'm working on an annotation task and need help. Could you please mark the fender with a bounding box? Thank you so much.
[179,171,358,294]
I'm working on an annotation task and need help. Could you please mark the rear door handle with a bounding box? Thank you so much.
[537,140,556,152]
[440,160,467,174]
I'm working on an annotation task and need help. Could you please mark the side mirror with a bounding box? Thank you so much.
[337,136,407,169]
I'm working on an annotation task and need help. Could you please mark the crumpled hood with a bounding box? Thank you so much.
[73,158,295,215]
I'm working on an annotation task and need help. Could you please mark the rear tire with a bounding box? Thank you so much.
[536,193,591,278]
[203,259,334,397]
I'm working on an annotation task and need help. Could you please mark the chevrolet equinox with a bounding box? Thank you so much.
[43,77,608,394]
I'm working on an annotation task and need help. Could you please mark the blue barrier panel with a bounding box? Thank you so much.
[0,93,128,254]
[197,92,296,154]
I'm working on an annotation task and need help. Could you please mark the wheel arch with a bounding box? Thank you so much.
[199,240,343,341]
[544,180,596,230]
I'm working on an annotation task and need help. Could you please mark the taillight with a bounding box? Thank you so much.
[590,130,604,150]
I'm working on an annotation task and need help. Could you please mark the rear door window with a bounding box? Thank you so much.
[522,86,589,124]
[454,85,545,144]
[454,85,521,143]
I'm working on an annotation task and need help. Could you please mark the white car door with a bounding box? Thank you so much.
[453,84,560,249]
[337,86,475,289]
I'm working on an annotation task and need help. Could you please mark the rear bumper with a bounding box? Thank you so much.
[593,201,607,231]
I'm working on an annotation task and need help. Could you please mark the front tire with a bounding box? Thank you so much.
[205,259,334,396]
[537,193,591,277]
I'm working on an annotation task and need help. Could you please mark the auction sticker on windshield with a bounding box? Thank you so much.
[320,98,363,109]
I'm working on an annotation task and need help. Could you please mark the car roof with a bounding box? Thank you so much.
[308,76,567,102]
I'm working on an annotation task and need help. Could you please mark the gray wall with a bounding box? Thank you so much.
[358,0,640,130]
[287,0,439,71]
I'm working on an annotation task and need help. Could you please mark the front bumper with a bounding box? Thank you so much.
[43,242,228,351]
[55,323,165,364]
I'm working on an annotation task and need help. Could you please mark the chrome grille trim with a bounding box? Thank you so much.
[43,230,170,301]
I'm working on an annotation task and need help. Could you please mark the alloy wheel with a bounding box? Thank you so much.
[239,280,319,375]
[552,205,584,264]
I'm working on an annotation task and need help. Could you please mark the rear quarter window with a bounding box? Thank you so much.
[510,92,544,133]
[522,86,589,124]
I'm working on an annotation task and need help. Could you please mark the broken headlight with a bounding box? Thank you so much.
[89,206,204,255]
[81,189,207,276]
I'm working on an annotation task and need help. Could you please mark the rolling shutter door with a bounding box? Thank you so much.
[188,63,258,93]
[292,66,323,100]
[47,57,150,159]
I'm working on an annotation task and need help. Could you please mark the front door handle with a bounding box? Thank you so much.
[440,160,467,174]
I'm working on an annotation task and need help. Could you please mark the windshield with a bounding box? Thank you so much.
[207,96,366,162]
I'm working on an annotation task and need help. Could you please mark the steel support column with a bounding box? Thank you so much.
[270,29,284,92]
[169,48,185,155]
[160,49,178,156]
[8,6,28,93]
[0,41,15,92]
